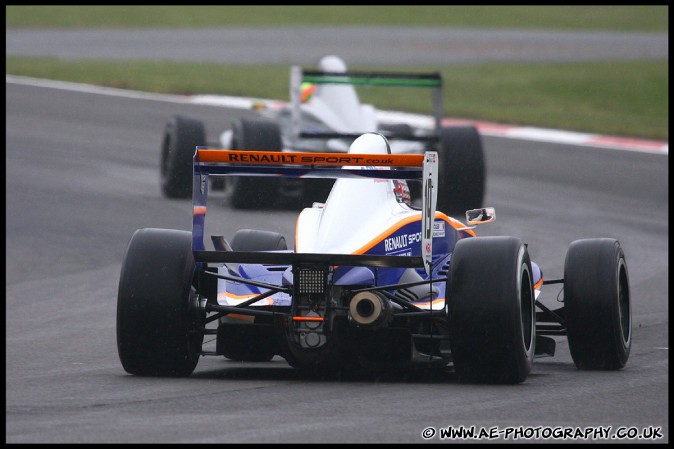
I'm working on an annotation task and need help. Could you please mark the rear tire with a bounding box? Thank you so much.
[564,238,631,370]
[160,115,206,198]
[436,126,485,216]
[447,236,536,384]
[379,122,414,139]
[117,228,203,376]
[229,117,283,209]
[230,229,288,251]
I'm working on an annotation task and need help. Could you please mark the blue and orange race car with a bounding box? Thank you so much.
[118,133,631,384]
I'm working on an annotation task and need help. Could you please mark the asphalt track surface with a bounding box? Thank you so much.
[6,27,668,65]
[5,22,669,444]
[5,80,668,443]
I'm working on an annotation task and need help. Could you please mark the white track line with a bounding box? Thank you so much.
[7,75,667,155]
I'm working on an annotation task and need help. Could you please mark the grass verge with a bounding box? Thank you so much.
[6,56,668,140]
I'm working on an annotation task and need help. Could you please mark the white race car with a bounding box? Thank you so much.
[160,55,485,214]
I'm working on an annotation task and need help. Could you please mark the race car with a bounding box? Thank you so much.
[121,133,631,384]
[159,55,485,215]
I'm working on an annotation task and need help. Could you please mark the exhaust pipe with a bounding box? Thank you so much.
[348,291,393,329]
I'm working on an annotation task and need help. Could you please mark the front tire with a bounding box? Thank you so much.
[117,228,203,376]
[160,115,206,199]
[447,236,535,384]
[564,238,631,370]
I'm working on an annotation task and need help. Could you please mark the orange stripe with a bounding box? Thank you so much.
[352,212,474,255]
[534,276,544,290]
[352,215,420,255]
[196,150,424,167]
[462,228,477,237]
[443,213,477,237]
[218,292,275,305]
[296,211,475,259]
[412,298,446,308]
[292,316,324,322]
[193,206,207,215]
[218,292,252,299]
[227,314,255,322]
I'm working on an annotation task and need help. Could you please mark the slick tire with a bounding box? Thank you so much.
[379,122,414,139]
[229,117,283,209]
[447,236,536,384]
[229,229,288,252]
[160,115,206,199]
[564,238,631,370]
[117,228,203,376]
[437,125,485,216]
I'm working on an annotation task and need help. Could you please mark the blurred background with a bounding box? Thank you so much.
[6,5,668,140]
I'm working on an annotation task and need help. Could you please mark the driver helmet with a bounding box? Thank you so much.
[393,179,411,206]
[300,82,316,103]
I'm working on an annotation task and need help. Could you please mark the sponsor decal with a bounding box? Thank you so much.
[298,156,395,165]
[433,221,445,237]
[197,150,423,167]
[383,225,443,255]
[225,152,299,164]
[384,234,409,252]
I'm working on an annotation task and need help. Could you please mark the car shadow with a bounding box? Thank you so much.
[190,357,459,384]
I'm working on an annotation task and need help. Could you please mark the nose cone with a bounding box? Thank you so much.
[348,133,391,155]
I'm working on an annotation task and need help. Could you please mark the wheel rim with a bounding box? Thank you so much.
[520,263,534,352]
[617,258,631,346]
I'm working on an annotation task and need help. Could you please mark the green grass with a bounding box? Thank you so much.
[5,5,668,140]
[7,57,668,140]
[5,5,669,31]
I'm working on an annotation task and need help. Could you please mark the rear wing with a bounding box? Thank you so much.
[289,66,443,145]
[192,148,438,274]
